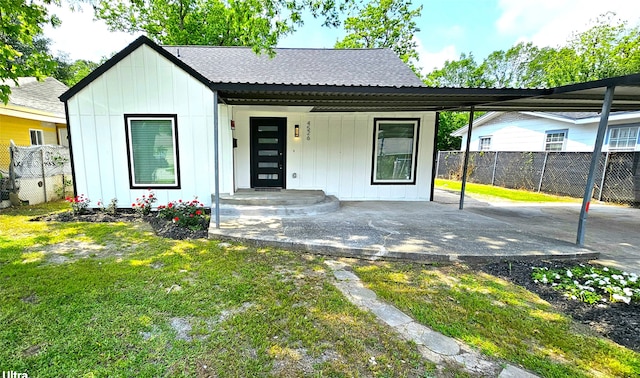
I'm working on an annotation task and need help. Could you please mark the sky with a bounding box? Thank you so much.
[44,0,640,75]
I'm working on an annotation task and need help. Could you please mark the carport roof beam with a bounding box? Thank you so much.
[459,106,475,210]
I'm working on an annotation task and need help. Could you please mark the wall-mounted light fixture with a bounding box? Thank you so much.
[294,124,300,138]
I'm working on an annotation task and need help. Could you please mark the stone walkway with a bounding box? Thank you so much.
[325,260,539,377]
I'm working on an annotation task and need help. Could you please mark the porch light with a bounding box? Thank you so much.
[294,124,300,138]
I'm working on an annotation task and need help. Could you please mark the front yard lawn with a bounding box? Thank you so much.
[0,203,431,377]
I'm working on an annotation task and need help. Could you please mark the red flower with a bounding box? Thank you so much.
[195,210,202,215]
[168,203,173,208]
[189,214,194,218]
[132,203,136,207]
[173,216,179,222]
[178,199,182,203]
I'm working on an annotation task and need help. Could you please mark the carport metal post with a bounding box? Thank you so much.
[577,85,615,245]
[459,106,475,210]
[213,90,220,229]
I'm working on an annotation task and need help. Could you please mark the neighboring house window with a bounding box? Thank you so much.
[125,115,180,189]
[371,118,419,184]
[479,137,491,151]
[607,125,639,151]
[30,129,44,145]
[544,129,568,151]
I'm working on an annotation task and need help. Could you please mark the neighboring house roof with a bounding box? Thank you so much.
[161,46,425,87]
[451,110,640,137]
[6,77,68,116]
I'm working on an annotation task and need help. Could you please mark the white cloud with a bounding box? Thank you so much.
[44,4,141,61]
[496,0,640,48]
[415,37,458,74]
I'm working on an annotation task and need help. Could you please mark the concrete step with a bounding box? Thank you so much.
[214,195,340,217]
[216,189,327,206]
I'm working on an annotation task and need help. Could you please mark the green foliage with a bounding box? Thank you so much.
[435,179,580,203]
[95,0,353,52]
[157,198,208,230]
[335,0,422,73]
[425,12,640,89]
[0,0,61,103]
[532,265,640,304]
[436,112,466,151]
[54,56,101,86]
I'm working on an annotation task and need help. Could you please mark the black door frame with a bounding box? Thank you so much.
[250,117,287,188]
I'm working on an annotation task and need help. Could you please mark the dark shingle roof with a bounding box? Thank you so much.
[7,77,68,116]
[161,46,425,88]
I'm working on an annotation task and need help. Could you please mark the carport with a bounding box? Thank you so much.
[211,73,640,246]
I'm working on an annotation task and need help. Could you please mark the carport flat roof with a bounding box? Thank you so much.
[214,73,640,112]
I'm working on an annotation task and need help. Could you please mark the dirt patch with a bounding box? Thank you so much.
[39,209,209,240]
[478,260,640,352]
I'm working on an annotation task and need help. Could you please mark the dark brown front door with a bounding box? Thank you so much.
[250,117,286,188]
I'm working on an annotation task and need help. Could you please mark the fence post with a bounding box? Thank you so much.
[40,148,47,203]
[435,151,441,180]
[538,152,549,192]
[598,151,610,201]
[491,151,498,186]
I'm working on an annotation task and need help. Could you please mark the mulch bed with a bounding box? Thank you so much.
[478,260,640,352]
[38,209,209,240]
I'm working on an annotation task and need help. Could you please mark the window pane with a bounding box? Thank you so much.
[609,126,639,150]
[375,122,415,181]
[258,162,279,168]
[258,138,278,144]
[258,150,278,156]
[258,126,278,132]
[258,174,278,180]
[129,119,177,186]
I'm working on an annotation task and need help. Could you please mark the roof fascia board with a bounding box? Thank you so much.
[574,111,640,124]
[451,111,503,137]
[0,105,65,123]
[552,73,640,94]
[59,36,212,102]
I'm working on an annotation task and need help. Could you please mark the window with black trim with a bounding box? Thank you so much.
[545,129,567,151]
[372,119,419,184]
[125,115,180,188]
[30,129,44,145]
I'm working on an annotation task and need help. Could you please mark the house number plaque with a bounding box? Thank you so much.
[306,121,311,141]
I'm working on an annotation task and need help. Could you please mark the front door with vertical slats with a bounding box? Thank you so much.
[250,117,286,188]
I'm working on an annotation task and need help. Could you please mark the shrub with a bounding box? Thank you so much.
[66,194,90,215]
[157,198,208,230]
[132,190,157,216]
[532,264,640,304]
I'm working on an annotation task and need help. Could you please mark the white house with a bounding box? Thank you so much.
[59,36,438,208]
[452,111,640,152]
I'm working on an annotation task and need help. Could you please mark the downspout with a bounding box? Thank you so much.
[430,112,440,201]
[459,106,475,210]
[63,101,78,198]
[577,86,615,245]
[213,90,221,229]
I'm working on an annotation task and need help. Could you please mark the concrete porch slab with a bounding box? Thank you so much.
[209,195,598,264]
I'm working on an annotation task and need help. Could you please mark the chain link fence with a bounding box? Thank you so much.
[436,151,640,206]
[0,143,73,207]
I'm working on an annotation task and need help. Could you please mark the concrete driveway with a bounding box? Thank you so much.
[210,190,604,265]
[438,190,640,275]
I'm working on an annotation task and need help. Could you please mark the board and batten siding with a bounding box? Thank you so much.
[232,108,436,200]
[66,44,233,208]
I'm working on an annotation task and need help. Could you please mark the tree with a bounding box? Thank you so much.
[482,43,553,88]
[0,0,61,103]
[94,0,353,52]
[334,0,422,73]
[424,53,486,88]
[436,112,465,151]
[54,56,101,86]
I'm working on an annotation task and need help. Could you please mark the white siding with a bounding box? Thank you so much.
[461,113,597,152]
[460,112,640,152]
[232,107,436,200]
[67,45,232,207]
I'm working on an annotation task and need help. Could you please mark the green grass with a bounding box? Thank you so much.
[0,203,433,377]
[354,262,640,378]
[435,179,581,203]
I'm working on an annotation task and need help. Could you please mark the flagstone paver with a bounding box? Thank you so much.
[326,260,539,377]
